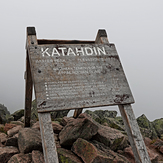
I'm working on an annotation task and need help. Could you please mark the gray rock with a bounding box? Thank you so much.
[59,113,98,147]
[85,110,124,131]
[152,118,163,139]
[18,128,42,153]
[93,125,129,151]
[11,109,24,121]
[84,110,101,123]
[6,115,14,123]
[94,110,117,119]
[0,104,10,124]
[101,117,125,131]
[137,114,158,139]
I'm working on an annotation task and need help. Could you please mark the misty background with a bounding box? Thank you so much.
[0,0,162,121]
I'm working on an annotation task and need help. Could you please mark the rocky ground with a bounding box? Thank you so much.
[1,103,163,162]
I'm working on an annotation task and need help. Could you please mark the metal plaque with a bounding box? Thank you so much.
[28,43,134,112]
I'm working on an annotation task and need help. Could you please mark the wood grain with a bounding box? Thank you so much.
[38,113,59,163]
[119,104,151,163]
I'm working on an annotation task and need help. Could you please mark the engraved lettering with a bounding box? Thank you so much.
[85,47,93,55]
[97,47,106,55]
[52,48,60,56]
[58,47,66,56]
[76,48,84,56]
[41,48,50,57]
[67,48,76,56]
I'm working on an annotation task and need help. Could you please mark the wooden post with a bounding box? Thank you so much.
[95,29,109,44]
[26,27,59,163]
[95,30,151,163]
[73,108,83,118]
[119,104,151,163]
[24,27,37,127]
[24,51,33,127]
[38,113,59,163]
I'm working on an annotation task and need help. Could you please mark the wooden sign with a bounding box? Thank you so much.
[25,27,151,163]
[28,43,134,112]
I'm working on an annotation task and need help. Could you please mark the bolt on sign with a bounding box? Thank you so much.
[28,35,134,113]
[25,27,151,163]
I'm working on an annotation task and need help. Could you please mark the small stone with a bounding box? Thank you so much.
[7,125,23,137]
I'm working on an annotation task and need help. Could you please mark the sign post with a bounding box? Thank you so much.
[25,27,151,163]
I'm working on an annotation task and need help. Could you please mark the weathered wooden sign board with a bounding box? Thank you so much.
[25,27,151,163]
[29,43,134,112]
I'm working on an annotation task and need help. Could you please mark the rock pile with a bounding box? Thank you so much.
[0,107,163,162]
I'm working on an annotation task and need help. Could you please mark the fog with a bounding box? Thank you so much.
[0,0,163,121]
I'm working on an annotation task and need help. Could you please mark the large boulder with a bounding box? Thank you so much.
[137,114,157,139]
[0,146,19,163]
[6,115,14,123]
[18,128,42,153]
[85,110,117,123]
[0,104,10,124]
[8,153,32,163]
[59,113,98,147]
[93,125,129,151]
[152,118,163,139]
[84,110,101,123]
[94,110,117,119]
[101,117,125,131]
[72,138,130,163]
[57,148,83,163]
[11,109,24,121]
[85,110,125,131]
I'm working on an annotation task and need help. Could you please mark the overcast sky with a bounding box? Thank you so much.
[0,0,163,121]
